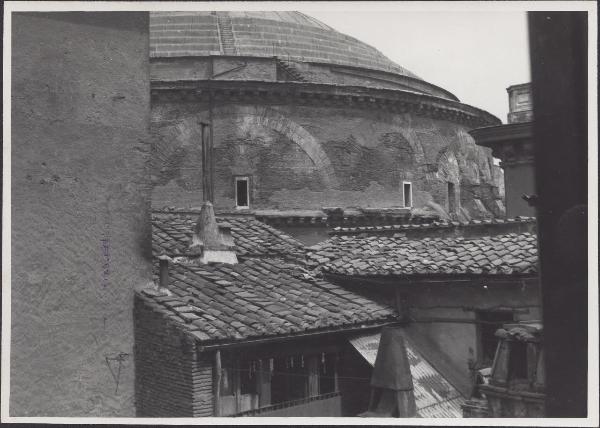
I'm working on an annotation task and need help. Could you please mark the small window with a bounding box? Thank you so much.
[235,177,250,209]
[447,182,456,213]
[402,181,412,208]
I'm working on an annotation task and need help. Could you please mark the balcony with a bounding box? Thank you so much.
[237,392,342,417]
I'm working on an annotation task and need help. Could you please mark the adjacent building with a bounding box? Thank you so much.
[134,208,464,417]
[306,217,541,398]
[477,321,545,417]
[470,83,535,218]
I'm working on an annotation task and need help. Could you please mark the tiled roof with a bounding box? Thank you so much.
[136,257,398,345]
[152,210,306,260]
[329,216,536,236]
[308,232,538,277]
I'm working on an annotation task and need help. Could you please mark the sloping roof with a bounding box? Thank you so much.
[349,331,464,418]
[152,210,307,260]
[308,232,538,277]
[136,257,398,345]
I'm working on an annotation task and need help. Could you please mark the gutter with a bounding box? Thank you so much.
[323,272,539,285]
[196,320,404,352]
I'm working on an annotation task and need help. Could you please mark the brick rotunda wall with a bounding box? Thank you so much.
[151,99,502,219]
[10,12,152,416]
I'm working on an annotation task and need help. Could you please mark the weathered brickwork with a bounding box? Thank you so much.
[134,296,214,417]
[151,99,502,220]
[148,11,503,221]
[150,55,455,100]
[11,12,152,416]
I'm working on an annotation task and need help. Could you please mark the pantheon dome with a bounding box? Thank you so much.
[149,11,505,228]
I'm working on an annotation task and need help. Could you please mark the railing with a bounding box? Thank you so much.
[237,391,342,417]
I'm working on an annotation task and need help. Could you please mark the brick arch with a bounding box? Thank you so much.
[214,105,339,187]
[436,149,461,184]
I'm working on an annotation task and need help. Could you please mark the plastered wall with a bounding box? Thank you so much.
[10,12,152,416]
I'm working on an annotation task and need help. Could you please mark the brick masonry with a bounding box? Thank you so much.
[10,12,152,416]
[151,100,504,220]
[134,296,214,417]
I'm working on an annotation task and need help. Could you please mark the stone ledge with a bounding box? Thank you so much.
[150,80,500,128]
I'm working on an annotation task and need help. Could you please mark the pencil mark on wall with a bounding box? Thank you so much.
[105,352,129,394]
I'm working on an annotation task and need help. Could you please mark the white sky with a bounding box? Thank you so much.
[302,10,531,123]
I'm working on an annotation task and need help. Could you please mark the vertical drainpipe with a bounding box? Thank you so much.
[200,121,210,203]
[208,89,215,204]
[214,349,222,416]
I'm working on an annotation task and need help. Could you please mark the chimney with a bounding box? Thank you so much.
[188,118,238,265]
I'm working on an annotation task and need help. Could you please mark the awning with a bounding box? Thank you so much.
[349,330,465,418]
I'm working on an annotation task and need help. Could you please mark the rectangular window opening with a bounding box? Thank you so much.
[448,182,456,213]
[403,181,412,208]
[235,177,249,208]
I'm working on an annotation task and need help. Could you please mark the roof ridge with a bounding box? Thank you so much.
[330,216,537,235]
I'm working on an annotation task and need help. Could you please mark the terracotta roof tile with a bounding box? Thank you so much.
[308,232,538,277]
[138,257,397,345]
[152,210,307,260]
[328,216,536,236]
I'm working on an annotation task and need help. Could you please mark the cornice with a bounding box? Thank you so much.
[470,122,533,145]
[150,79,500,128]
[470,122,534,162]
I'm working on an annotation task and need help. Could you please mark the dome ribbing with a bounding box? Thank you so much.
[150,11,421,80]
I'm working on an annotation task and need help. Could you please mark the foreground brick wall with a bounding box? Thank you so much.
[134,296,214,417]
[10,12,152,416]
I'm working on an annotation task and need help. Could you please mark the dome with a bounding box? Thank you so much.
[150,12,504,222]
[150,11,425,84]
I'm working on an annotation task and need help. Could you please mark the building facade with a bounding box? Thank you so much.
[307,218,541,397]
[149,12,505,223]
[136,208,464,417]
[464,322,545,417]
[137,210,399,417]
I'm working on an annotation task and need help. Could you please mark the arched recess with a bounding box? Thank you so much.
[436,149,461,184]
[213,105,339,187]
